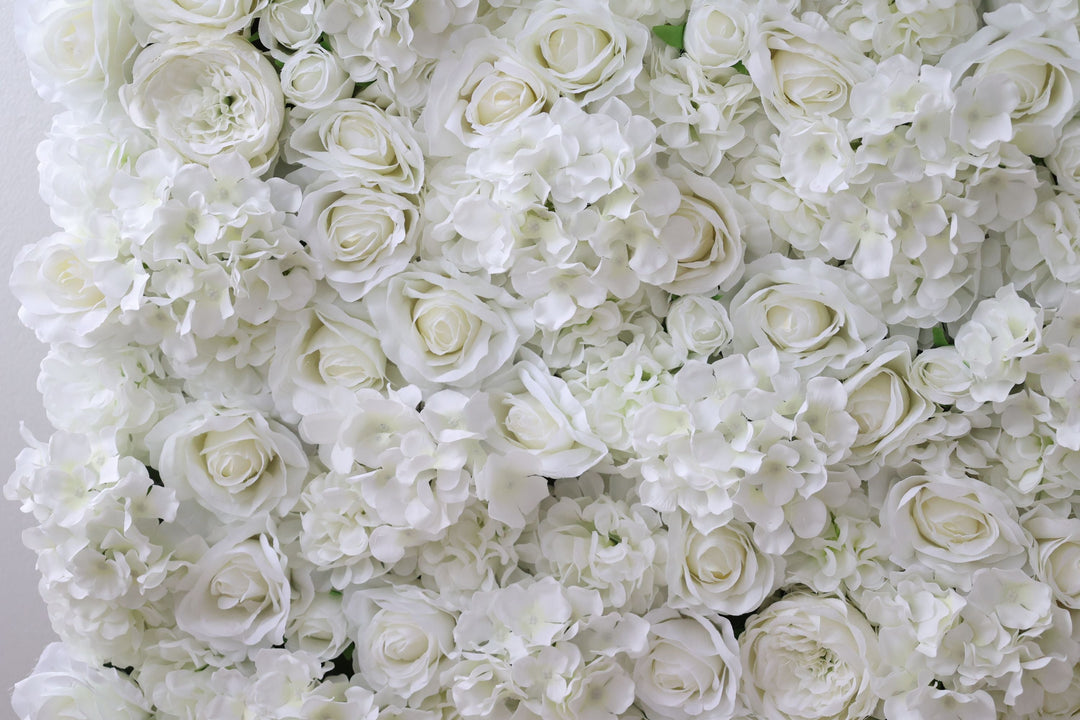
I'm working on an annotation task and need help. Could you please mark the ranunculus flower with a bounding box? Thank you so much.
[740,592,880,720]
[121,35,284,173]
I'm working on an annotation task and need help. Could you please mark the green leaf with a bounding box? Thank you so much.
[932,324,950,348]
[652,24,685,51]
[712,293,724,302]
[732,60,749,75]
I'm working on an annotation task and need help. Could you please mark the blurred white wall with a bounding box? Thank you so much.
[0,0,62,711]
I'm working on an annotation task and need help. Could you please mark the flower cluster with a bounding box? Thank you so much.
[10,0,1080,718]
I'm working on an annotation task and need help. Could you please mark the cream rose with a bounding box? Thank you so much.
[135,0,268,40]
[842,338,935,465]
[146,402,309,525]
[346,584,456,703]
[280,46,353,113]
[297,178,419,301]
[269,300,389,423]
[683,0,755,72]
[1026,509,1080,610]
[472,352,607,478]
[366,265,533,389]
[422,26,554,156]
[666,295,734,358]
[881,473,1029,590]
[666,513,783,616]
[287,99,425,193]
[740,592,880,720]
[516,0,647,104]
[908,345,975,409]
[175,529,292,655]
[18,0,138,111]
[746,13,872,128]
[121,35,284,173]
[729,255,887,375]
[634,608,741,720]
[12,643,150,720]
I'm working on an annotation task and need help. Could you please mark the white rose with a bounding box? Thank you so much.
[632,167,758,295]
[17,0,138,111]
[740,592,880,720]
[683,0,755,72]
[121,36,284,173]
[515,0,648,104]
[175,529,292,655]
[259,0,322,55]
[285,592,351,662]
[12,643,150,720]
[881,473,1029,590]
[280,45,353,113]
[729,255,887,375]
[666,513,782,616]
[909,346,975,409]
[471,352,607,478]
[346,585,456,703]
[366,265,533,389]
[940,5,1080,156]
[135,0,268,40]
[1026,509,1080,610]
[667,295,733,358]
[746,12,872,129]
[10,231,136,348]
[1046,117,1080,194]
[634,608,741,720]
[146,401,309,525]
[287,99,425,193]
[422,26,554,156]
[842,338,935,465]
[269,301,389,423]
[298,179,419,302]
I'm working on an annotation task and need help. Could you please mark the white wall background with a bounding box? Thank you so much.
[0,0,62,713]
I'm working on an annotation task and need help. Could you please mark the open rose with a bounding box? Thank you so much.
[175,529,292,656]
[881,473,1029,590]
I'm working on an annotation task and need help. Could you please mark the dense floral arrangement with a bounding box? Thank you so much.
[9,0,1080,717]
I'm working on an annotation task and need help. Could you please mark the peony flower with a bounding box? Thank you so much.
[740,592,880,720]
[121,35,284,173]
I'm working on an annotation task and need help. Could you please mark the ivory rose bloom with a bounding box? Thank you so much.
[121,35,284,172]
[134,0,268,40]
[683,0,755,73]
[366,265,533,389]
[288,99,425,193]
[666,513,783,616]
[346,585,456,703]
[634,608,741,720]
[1026,509,1080,610]
[515,0,647,104]
[12,643,150,720]
[881,473,1029,590]
[175,529,292,655]
[422,26,554,156]
[740,593,880,720]
[298,179,419,301]
[146,402,309,525]
[746,12,873,128]
[729,255,887,375]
